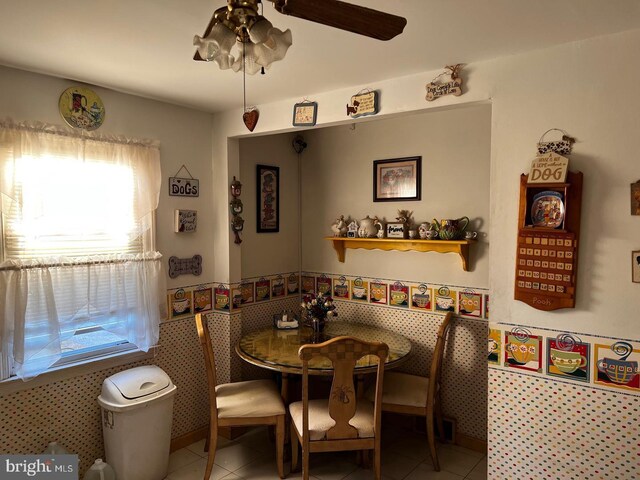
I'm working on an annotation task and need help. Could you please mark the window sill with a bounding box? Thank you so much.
[0,348,154,396]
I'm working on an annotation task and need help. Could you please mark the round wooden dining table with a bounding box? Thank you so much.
[236,321,412,401]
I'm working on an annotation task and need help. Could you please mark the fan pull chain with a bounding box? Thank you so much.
[259,1,266,75]
[243,41,246,112]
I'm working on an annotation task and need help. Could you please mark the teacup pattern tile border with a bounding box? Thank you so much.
[489,322,640,395]
[166,270,490,320]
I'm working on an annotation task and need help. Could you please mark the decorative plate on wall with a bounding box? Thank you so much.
[531,191,565,228]
[58,86,105,130]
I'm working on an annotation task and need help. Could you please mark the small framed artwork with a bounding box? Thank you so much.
[175,209,197,233]
[631,181,640,215]
[256,165,279,233]
[373,156,421,202]
[386,222,407,238]
[292,101,318,127]
[633,250,640,283]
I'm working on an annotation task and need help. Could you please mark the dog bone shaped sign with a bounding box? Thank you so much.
[168,255,202,278]
[425,78,463,101]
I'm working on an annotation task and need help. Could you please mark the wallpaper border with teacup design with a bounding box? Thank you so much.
[489,322,640,396]
[167,270,491,321]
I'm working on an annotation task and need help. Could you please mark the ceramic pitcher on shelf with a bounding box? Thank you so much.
[432,216,470,240]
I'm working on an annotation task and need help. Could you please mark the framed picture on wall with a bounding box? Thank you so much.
[292,101,318,127]
[631,180,640,215]
[373,156,422,202]
[256,164,279,233]
[633,250,640,283]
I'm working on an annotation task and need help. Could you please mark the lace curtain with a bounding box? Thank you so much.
[0,121,166,380]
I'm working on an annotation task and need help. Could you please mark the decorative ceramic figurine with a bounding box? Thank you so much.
[432,216,470,240]
[347,220,359,238]
[418,222,430,239]
[331,215,348,237]
[375,218,385,238]
[358,215,380,238]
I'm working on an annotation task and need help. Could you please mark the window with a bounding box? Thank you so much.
[0,122,165,380]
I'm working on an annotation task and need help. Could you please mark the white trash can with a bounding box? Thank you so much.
[98,366,177,480]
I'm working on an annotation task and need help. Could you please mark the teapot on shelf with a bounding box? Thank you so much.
[431,216,470,240]
[358,215,381,238]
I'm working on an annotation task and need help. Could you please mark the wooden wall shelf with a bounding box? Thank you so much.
[325,237,476,271]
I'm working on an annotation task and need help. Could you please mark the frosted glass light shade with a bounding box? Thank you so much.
[231,43,263,75]
[253,28,292,67]
[193,22,237,69]
[248,17,274,44]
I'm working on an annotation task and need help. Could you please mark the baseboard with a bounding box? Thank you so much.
[455,432,487,454]
[170,425,251,453]
[170,426,208,453]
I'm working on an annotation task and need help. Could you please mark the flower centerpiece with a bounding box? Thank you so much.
[301,292,337,333]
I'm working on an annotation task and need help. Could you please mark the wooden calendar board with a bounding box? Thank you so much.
[514,171,583,311]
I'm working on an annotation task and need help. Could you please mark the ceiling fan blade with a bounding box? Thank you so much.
[272,0,406,41]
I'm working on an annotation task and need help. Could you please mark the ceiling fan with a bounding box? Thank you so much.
[193,0,407,73]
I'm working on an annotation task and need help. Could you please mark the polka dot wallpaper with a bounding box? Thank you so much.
[488,368,640,479]
[0,312,237,474]
[0,270,489,476]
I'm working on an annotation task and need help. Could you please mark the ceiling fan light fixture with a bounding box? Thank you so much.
[194,1,292,74]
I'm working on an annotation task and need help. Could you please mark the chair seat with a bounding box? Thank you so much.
[366,371,429,408]
[289,399,375,441]
[216,379,285,419]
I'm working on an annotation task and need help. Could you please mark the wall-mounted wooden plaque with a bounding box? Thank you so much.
[514,171,583,311]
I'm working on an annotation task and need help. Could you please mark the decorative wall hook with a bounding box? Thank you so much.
[230,176,244,244]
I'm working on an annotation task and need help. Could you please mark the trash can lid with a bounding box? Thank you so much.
[102,365,172,401]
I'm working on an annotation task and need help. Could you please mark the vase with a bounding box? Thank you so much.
[310,316,326,333]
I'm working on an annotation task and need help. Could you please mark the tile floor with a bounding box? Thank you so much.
[167,426,487,480]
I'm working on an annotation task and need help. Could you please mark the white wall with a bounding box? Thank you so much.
[300,104,491,286]
[239,133,300,278]
[213,28,640,340]
[210,28,640,474]
[0,65,215,289]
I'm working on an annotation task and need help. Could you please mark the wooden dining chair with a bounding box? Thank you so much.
[289,336,389,480]
[367,311,453,471]
[195,314,286,479]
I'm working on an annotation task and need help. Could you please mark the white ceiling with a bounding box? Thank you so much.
[0,0,639,113]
